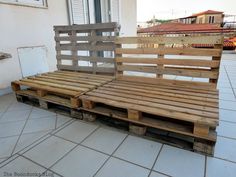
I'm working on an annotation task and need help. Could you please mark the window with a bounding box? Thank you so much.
[209,16,215,24]
[0,0,47,8]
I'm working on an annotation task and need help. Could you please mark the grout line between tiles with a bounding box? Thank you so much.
[92,134,129,177]
[18,119,76,156]
[147,144,166,177]
[217,135,236,141]
[0,154,20,168]
[224,65,236,98]
[32,125,102,175]
[10,107,34,156]
[54,114,58,130]
[17,154,63,177]
[204,155,207,177]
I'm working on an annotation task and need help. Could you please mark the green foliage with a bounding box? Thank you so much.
[146,19,171,24]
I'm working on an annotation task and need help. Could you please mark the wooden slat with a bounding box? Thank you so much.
[92,88,218,113]
[115,36,223,45]
[27,77,94,89]
[57,65,115,73]
[115,48,222,57]
[38,75,103,86]
[54,70,114,79]
[54,22,119,32]
[114,80,218,94]
[117,65,218,79]
[13,81,79,96]
[117,75,217,90]
[56,43,115,51]
[103,83,218,103]
[116,57,220,68]
[80,95,217,126]
[20,79,88,92]
[57,55,115,63]
[55,36,116,42]
[99,85,218,108]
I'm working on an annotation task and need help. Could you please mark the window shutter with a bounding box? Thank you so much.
[71,0,85,24]
[110,0,119,23]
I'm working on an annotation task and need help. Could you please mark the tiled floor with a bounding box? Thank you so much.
[0,51,236,177]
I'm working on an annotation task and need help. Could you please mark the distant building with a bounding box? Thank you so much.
[137,22,224,36]
[178,10,224,26]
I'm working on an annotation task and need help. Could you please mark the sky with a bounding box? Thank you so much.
[137,0,236,22]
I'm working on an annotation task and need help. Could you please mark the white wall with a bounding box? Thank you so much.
[119,0,137,36]
[0,0,69,95]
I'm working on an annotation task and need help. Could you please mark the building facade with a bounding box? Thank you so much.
[179,10,224,26]
[0,0,137,95]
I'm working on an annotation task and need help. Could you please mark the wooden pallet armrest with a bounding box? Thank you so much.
[194,123,210,137]
[11,82,21,91]
[128,109,142,120]
[71,97,81,108]
[82,99,95,109]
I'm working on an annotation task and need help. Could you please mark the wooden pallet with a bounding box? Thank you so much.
[11,70,114,109]
[54,22,119,75]
[80,35,223,155]
[80,80,218,154]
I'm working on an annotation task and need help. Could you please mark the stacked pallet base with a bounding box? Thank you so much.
[11,71,114,117]
[12,71,219,155]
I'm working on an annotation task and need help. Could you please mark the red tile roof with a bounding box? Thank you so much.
[192,10,223,16]
[181,10,224,18]
[137,22,223,34]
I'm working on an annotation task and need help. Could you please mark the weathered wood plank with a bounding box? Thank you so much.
[54,22,119,32]
[56,43,115,51]
[117,65,218,79]
[115,36,223,45]
[115,48,222,57]
[116,57,220,68]
[57,55,115,63]
[57,65,115,73]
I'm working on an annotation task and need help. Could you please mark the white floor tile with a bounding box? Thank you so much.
[0,158,7,164]
[23,116,56,134]
[219,88,234,94]
[82,127,127,155]
[219,93,236,101]
[0,136,19,158]
[29,107,56,119]
[0,156,46,177]
[7,102,32,112]
[52,145,108,177]
[95,157,150,177]
[220,100,236,111]
[220,109,236,123]
[55,120,98,143]
[149,171,169,177]
[0,121,26,138]
[24,136,76,168]
[206,157,236,177]
[0,109,31,123]
[40,171,61,177]
[217,121,236,139]
[14,131,51,154]
[56,114,72,128]
[154,145,205,177]
[214,136,236,162]
[114,135,162,169]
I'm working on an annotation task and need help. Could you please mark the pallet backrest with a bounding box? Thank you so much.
[54,22,119,75]
[115,35,223,90]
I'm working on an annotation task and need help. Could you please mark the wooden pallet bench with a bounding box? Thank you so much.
[80,35,223,155]
[11,71,114,110]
